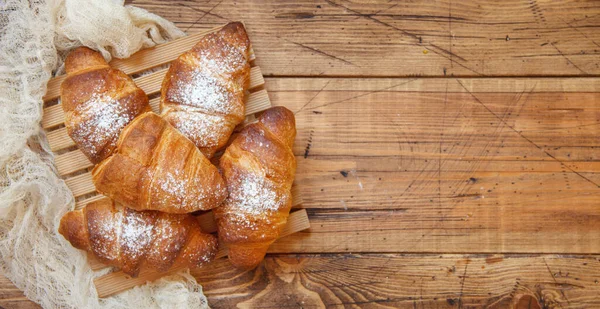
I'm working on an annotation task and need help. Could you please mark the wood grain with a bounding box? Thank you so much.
[4,1,600,308]
[269,77,600,254]
[4,254,600,308]
[129,0,600,77]
[195,254,600,308]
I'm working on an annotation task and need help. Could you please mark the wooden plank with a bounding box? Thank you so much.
[5,254,600,308]
[43,66,265,130]
[64,173,96,198]
[55,150,92,176]
[264,77,600,254]
[265,77,600,93]
[94,209,310,298]
[195,253,600,308]
[43,25,257,102]
[268,208,600,254]
[132,0,600,77]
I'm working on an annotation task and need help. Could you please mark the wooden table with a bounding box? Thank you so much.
[2,0,600,308]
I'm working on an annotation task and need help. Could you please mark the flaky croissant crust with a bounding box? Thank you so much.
[214,106,297,269]
[61,47,150,164]
[59,199,218,277]
[92,112,228,214]
[160,22,251,159]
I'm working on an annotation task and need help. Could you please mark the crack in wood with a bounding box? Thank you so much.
[179,0,228,32]
[550,43,589,75]
[308,78,418,111]
[457,263,469,308]
[295,80,331,115]
[543,258,569,308]
[284,39,358,67]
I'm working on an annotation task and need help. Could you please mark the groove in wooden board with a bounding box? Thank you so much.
[55,89,272,179]
[265,77,600,93]
[55,150,92,176]
[75,194,107,210]
[64,173,96,198]
[43,66,265,130]
[43,24,256,102]
[88,187,303,271]
[94,209,310,298]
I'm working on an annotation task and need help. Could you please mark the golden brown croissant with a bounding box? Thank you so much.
[160,22,251,158]
[214,107,297,269]
[59,199,218,277]
[60,47,151,164]
[92,112,227,214]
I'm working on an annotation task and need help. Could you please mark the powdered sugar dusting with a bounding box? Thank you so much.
[167,34,247,116]
[190,235,217,266]
[228,172,283,217]
[69,92,136,158]
[219,169,284,238]
[156,169,188,206]
[198,33,248,79]
[170,73,232,114]
[152,166,210,210]
[148,217,183,263]
[90,210,122,261]
[87,207,216,272]
[170,111,227,147]
[194,242,216,265]
[121,212,154,261]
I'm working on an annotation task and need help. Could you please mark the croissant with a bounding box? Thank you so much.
[92,112,227,213]
[59,199,218,277]
[60,47,151,164]
[160,22,251,158]
[214,107,297,269]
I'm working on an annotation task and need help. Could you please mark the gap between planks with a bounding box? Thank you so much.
[94,209,310,298]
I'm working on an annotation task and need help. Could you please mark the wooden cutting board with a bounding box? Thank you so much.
[41,23,309,298]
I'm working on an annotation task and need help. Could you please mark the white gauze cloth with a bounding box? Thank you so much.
[0,0,212,308]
